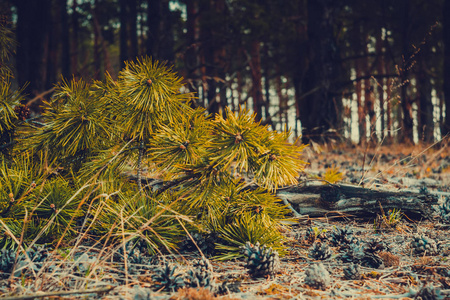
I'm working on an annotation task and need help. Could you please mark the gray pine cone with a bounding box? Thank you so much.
[414,285,443,300]
[411,235,438,256]
[185,257,213,288]
[439,197,450,224]
[179,232,216,256]
[304,263,331,290]
[151,263,185,292]
[329,226,359,249]
[0,248,16,274]
[240,241,280,278]
[343,263,361,280]
[364,238,389,254]
[308,242,333,260]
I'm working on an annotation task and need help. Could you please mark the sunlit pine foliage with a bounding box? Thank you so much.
[30,78,113,169]
[214,212,286,260]
[254,130,308,191]
[116,56,194,141]
[210,107,268,173]
[30,177,83,240]
[147,107,212,175]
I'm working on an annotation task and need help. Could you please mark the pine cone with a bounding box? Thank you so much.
[185,257,213,288]
[339,243,365,263]
[364,238,389,254]
[308,242,333,260]
[343,263,361,280]
[360,253,383,269]
[439,197,450,224]
[179,232,216,256]
[414,285,443,300]
[240,241,280,278]
[0,249,16,274]
[329,226,359,249]
[304,263,331,290]
[214,280,242,296]
[411,235,438,256]
[151,263,185,292]
[303,226,326,244]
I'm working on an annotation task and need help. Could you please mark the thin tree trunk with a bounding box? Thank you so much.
[250,40,263,121]
[119,0,128,68]
[129,0,138,59]
[376,29,385,140]
[71,0,79,76]
[61,0,70,79]
[147,0,161,57]
[386,78,393,143]
[93,1,101,79]
[443,0,450,136]
[355,59,365,145]
[400,1,413,144]
[417,57,434,143]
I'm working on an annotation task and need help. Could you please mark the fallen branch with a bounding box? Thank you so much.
[278,182,439,220]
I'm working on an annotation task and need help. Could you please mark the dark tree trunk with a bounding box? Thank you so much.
[15,0,51,100]
[93,1,101,79]
[444,0,450,136]
[119,0,128,68]
[375,29,385,140]
[299,0,343,143]
[399,1,413,143]
[129,0,138,59]
[61,0,70,79]
[71,0,79,76]
[159,1,175,62]
[417,53,434,144]
[250,40,263,122]
[147,0,161,58]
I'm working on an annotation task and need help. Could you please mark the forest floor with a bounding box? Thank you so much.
[1,143,449,299]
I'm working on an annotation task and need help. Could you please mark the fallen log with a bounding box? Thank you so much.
[277,183,439,220]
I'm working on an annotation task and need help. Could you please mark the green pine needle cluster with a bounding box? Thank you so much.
[0,50,308,260]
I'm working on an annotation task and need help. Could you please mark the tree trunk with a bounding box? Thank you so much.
[375,29,385,140]
[93,1,101,79]
[119,0,128,68]
[147,0,161,58]
[443,0,450,136]
[15,0,51,101]
[250,40,263,121]
[61,0,70,79]
[299,0,343,143]
[417,53,434,144]
[71,0,79,76]
[128,0,138,59]
[399,1,413,144]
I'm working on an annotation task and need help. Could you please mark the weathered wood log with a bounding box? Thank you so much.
[277,183,439,220]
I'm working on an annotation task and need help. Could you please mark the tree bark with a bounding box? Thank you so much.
[61,0,71,79]
[147,0,161,58]
[119,0,128,68]
[299,0,343,143]
[15,0,51,98]
[128,0,138,59]
[250,40,263,121]
[417,56,434,143]
[71,0,79,76]
[443,0,450,136]
[278,183,438,220]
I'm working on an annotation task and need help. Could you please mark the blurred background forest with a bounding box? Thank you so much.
[1,0,450,146]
